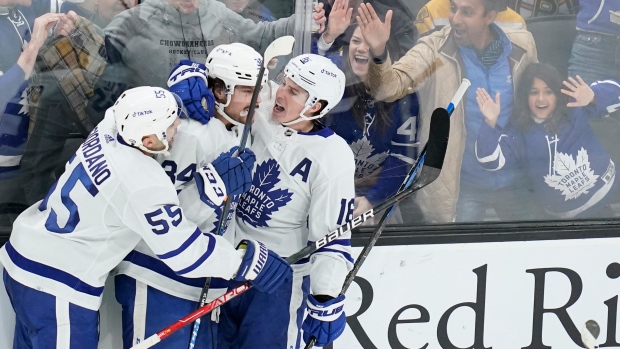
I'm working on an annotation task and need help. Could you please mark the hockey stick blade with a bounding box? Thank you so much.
[238,35,295,153]
[187,36,295,349]
[581,320,600,349]
[133,104,452,349]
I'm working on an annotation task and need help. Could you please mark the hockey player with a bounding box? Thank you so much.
[0,86,291,349]
[114,43,269,349]
[217,54,355,348]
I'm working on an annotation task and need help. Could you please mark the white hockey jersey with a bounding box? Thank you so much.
[0,115,243,310]
[114,117,242,301]
[235,82,356,297]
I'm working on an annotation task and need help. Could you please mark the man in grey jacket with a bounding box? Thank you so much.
[86,0,325,123]
[20,0,326,206]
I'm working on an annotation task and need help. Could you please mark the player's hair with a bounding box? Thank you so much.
[513,63,568,134]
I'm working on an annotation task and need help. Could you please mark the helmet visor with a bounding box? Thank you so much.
[171,92,189,119]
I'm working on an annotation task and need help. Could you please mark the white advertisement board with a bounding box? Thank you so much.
[2,237,620,348]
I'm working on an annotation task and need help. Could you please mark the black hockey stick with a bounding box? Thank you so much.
[131,101,453,349]
[304,78,470,349]
[187,36,295,349]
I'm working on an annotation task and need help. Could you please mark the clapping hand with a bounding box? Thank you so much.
[323,0,353,44]
[561,75,595,107]
[357,3,392,57]
[476,88,501,128]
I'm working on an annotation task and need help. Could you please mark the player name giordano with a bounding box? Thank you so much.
[80,126,112,186]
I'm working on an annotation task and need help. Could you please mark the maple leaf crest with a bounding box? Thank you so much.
[237,159,293,227]
[349,136,388,179]
[544,148,599,201]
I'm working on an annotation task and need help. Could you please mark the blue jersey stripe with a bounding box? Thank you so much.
[157,227,202,260]
[122,251,230,289]
[174,236,217,275]
[4,242,104,297]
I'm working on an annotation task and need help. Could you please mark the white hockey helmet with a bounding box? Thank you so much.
[206,43,267,126]
[281,54,345,126]
[113,86,185,156]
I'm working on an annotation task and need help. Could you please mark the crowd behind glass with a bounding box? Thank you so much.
[3,0,620,227]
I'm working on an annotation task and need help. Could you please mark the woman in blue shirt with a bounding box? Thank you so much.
[315,4,420,221]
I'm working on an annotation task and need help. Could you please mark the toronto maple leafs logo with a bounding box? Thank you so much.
[544,148,598,201]
[350,136,388,179]
[237,159,293,227]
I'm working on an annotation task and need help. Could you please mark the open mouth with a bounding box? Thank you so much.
[454,28,466,38]
[274,101,285,113]
[354,55,369,65]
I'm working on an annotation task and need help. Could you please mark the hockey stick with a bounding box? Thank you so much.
[187,35,296,349]
[131,104,452,349]
[304,78,470,349]
[582,320,601,349]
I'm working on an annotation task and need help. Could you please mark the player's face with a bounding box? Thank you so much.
[225,0,250,13]
[272,77,310,124]
[528,78,557,121]
[348,27,370,80]
[171,0,198,14]
[225,85,261,125]
[448,0,495,49]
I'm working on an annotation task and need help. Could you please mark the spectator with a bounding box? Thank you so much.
[415,0,526,37]
[317,0,420,222]
[319,0,416,60]
[568,1,620,201]
[568,1,619,85]
[19,0,135,207]
[475,64,619,218]
[61,0,138,28]
[507,0,579,19]
[18,0,327,206]
[359,0,538,222]
[0,0,70,208]
[222,0,275,22]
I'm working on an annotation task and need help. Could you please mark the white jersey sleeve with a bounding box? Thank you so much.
[236,83,356,297]
[114,117,243,301]
[0,117,243,310]
[119,185,242,280]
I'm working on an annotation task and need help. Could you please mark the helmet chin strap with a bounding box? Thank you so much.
[0,6,12,15]
[215,94,245,127]
[280,105,322,126]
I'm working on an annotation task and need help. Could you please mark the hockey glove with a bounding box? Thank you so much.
[194,164,227,208]
[211,146,256,196]
[234,239,292,294]
[302,294,347,347]
[167,59,215,124]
